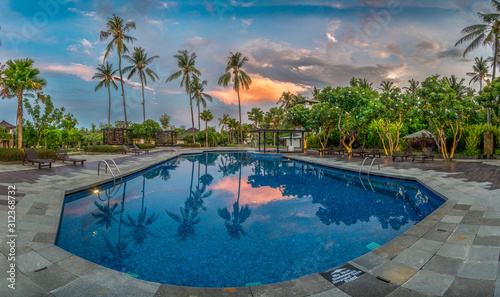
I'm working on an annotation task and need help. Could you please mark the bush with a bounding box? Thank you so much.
[179,143,202,148]
[0,148,56,162]
[136,143,155,149]
[83,145,123,153]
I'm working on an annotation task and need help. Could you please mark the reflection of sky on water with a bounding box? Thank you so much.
[57,152,444,288]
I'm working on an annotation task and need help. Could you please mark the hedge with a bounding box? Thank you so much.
[136,143,155,149]
[179,143,202,148]
[0,148,57,162]
[83,145,123,153]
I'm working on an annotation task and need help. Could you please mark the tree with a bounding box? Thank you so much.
[166,50,201,144]
[247,107,264,146]
[467,57,491,91]
[418,75,477,161]
[286,104,313,149]
[277,91,297,111]
[310,87,321,100]
[92,62,121,126]
[456,2,500,80]
[24,93,65,147]
[218,113,230,134]
[379,81,396,93]
[200,110,214,147]
[265,107,285,146]
[122,47,159,122]
[309,103,338,150]
[218,52,252,144]
[159,113,171,130]
[403,79,420,97]
[0,58,46,148]
[100,14,136,129]
[191,76,212,130]
[445,75,467,99]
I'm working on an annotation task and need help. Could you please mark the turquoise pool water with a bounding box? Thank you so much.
[56,152,444,287]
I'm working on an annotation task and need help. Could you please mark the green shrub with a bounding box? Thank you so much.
[306,135,322,148]
[83,145,123,153]
[179,143,202,148]
[136,143,155,149]
[35,149,57,159]
[464,124,486,155]
[0,149,25,162]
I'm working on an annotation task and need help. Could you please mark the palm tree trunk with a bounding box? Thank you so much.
[494,40,498,80]
[480,78,483,92]
[140,70,146,123]
[205,120,208,147]
[198,103,201,131]
[187,75,196,144]
[237,90,242,145]
[17,88,23,148]
[107,84,111,126]
[118,55,128,129]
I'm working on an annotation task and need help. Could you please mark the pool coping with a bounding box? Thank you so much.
[1,148,499,297]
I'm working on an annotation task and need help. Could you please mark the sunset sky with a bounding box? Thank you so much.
[0,0,493,128]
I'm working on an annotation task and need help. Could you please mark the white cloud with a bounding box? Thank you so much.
[39,63,95,81]
[68,8,96,17]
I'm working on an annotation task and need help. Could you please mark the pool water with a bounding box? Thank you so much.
[56,152,444,287]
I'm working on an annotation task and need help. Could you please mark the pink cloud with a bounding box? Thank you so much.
[39,63,95,81]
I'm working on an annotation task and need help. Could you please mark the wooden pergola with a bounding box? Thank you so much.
[252,129,310,153]
[155,130,177,147]
[102,128,133,145]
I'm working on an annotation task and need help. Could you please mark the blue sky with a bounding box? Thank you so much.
[0,0,493,128]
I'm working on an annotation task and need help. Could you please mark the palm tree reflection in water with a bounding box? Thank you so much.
[218,154,252,239]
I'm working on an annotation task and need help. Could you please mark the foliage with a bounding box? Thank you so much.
[0,149,25,161]
[159,114,171,130]
[179,143,202,148]
[286,104,314,149]
[130,120,162,142]
[84,145,123,153]
[464,124,487,155]
[0,127,12,140]
[136,143,155,149]
[24,93,65,147]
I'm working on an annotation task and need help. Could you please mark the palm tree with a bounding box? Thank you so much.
[166,50,201,144]
[403,79,420,97]
[100,14,136,129]
[0,59,46,148]
[200,109,214,147]
[228,118,238,144]
[122,47,159,122]
[247,107,264,146]
[191,77,213,130]
[310,86,321,100]
[92,199,122,230]
[467,57,491,91]
[445,75,467,99]
[218,113,230,134]
[456,2,500,80]
[379,81,395,93]
[277,91,297,111]
[218,52,252,144]
[92,62,121,126]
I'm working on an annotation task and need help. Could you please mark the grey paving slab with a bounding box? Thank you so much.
[454,224,479,235]
[50,278,110,297]
[467,246,500,262]
[441,215,463,224]
[458,260,498,280]
[372,261,417,285]
[479,225,500,237]
[0,270,47,297]
[436,243,470,259]
[386,287,436,297]
[338,274,398,297]
[446,232,476,245]
[351,252,388,272]
[393,248,433,270]
[250,274,334,297]
[26,263,78,291]
[16,250,52,273]
[408,238,443,254]
[474,236,500,247]
[155,284,251,297]
[402,270,455,296]
[443,277,495,297]
[309,288,351,297]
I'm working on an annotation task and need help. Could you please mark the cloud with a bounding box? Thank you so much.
[415,41,440,51]
[437,48,470,62]
[122,79,155,91]
[182,36,213,51]
[67,8,96,17]
[326,19,342,43]
[209,75,308,105]
[39,63,95,81]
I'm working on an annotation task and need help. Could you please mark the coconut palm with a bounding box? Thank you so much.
[218,52,252,144]
[122,47,159,122]
[92,62,121,126]
[166,50,201,144]
[467,57,491,91]
[191,77,213,130]
[247,107,264,146]
[92,199,122,230]
[227,118,239,144]
[218,113,230,134]
[277,91,297,111]
[0,58,46,148]
[310,86,321,100]
[379,81,396,93]
[445,75,467,99]
[200,109,214,147]
[100,14,136,129]
[456,2,500,80]
[403,79,420,97]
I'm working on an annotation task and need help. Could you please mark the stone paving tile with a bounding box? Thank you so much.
[402,270,455,296]
[351,252,388,272]
[408,238,443,254]
[155,285,251,297]
[50,278,110,297]
[422,255,463,275]
[423,229,452,242]
[452,204,471,211]
[441,215,463,224]
[250,274,334,297]
[0,269,48,297]
[372,261,417,285]
[474,235,500,247]
[483,218,500,226]
[338,274,398,297]
[458,260,498,280]
[393,248,433,270]
[443,277,495,297]
[309,288,351,297]
[479,225,500,237]
[454,224,479,235]
[436,243,470,259]
[26,263,78,291]
[446,232,476,245]
[386,286,437,297]
[433,221,458,232]
[467,246,500,262]
[16,250,52,273]
[36,245,73,263]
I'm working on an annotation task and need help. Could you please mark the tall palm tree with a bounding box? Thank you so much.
[277,91,297,111]
[166,50,201,144]
[379,81,395,93]
[445,75,467,99]
[310,86,321,100]
[93,62,121,126]
[467,57,491,91]
[247,107,264,146]
[218,52,252,144]
[0,59,46,148]
[191,77,213,130]
[403,79,420,97]
[218,113,230,134]
[122,47,159,122]
[456,2,500,80]
[200,109,214,147]
[100,14,136,129]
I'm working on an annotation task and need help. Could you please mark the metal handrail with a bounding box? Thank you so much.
[97,159,123,187]
[367,157,381,176]
[359,157,370,176]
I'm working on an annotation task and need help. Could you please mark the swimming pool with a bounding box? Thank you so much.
[56,152,444,287]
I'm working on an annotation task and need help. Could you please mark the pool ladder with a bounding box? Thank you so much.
[359,157,381,177]
[97,159,123,188]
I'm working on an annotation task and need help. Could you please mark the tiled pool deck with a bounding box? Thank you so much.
[0,148,499,297]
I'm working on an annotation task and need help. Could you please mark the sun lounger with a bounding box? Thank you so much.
[122,145,141,155]
[22,148,53,169]
[412,147,434,163]
[350,145,366,157]
[132,144,150,154]
[361,146,383,158]
[53,148,86,166]
[392,147,415,161]
[320,144,345,155]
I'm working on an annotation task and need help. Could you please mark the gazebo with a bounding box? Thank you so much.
[102,128,133,145]
[252,129,310,153]
[155,130,177,147]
